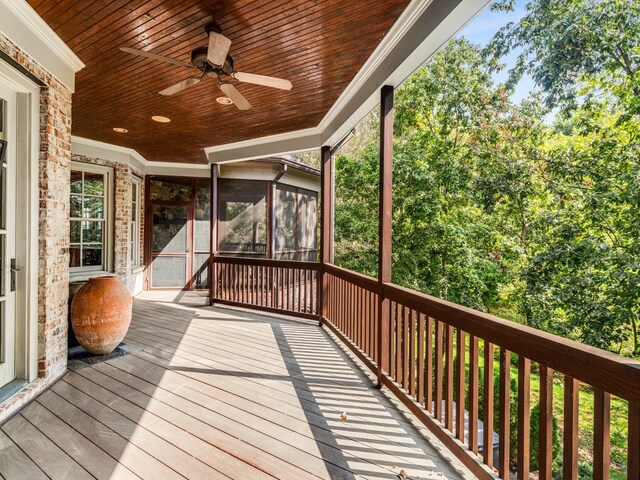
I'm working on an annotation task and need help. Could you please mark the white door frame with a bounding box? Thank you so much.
[0,58,40,388]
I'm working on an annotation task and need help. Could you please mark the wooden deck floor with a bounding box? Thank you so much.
[0,291,473,480]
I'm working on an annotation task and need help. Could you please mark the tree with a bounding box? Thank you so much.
[488,0,640,115]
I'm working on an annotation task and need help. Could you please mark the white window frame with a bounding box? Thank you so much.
[69,161,114,274]
[130,176,142,269]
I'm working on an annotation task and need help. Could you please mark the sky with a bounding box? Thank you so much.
[455,0,535,103]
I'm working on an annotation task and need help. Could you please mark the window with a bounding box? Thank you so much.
[130,176,141,268]
[69,163,113,272]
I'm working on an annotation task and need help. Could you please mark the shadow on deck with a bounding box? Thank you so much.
[0,291,474,479]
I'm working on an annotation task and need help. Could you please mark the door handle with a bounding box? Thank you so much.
[10,258,19,292]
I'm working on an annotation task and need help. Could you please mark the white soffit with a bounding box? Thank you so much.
[203,0,490,162]
[71,136,210,177]
[205,127,322,164]
[0,0,84,91]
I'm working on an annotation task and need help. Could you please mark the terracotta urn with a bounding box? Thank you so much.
[71,276,132,355]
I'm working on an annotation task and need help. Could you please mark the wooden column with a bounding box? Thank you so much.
[377,85,394,387]
[209,164,218,305]
[320,145,333,324]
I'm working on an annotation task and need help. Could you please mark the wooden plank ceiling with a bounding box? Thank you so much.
[29,0,410,163]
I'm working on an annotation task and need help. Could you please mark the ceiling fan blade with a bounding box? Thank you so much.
[219,83,252,110]
[120,47,196,70]
[234,71,292,90]
[207,31,232,67]
[159,77,201,96]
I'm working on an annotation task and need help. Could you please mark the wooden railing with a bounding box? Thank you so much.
[210,258,640,479]
[211,256,319,320]
[323,264,640,480]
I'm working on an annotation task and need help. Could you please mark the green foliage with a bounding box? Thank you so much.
[487,0,640,115]
[529,402,561,471]
[334,3,640,357]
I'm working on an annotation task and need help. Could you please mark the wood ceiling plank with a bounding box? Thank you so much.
[29,0,409,162]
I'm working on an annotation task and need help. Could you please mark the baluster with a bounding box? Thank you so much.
[563,376,579,480]
[469,335,479,454]
[445,324,454,431]
[360,287,365,349]
[456,329,466,442]
[539,366,553,480]
[425,316,433,413]
[593,388,610,480]
[484,341,495,468]
[278,268,286,310]
[287,268,292,311]
[417,313,425,405]
[231,264,236,302]
[226,264,230,301]
[239,264,243,303]
[499,348,511,478]
[340,279,345,330]
[258,266,262,306]
[629,402,640,480]
[408,310,415,397]
[298,269,302,312]
[517,356,531,480]
[394,303,404,383]
[364,290,370,356]
[435,320,444,422]
[303,269,307,313]
[403,306,410,392]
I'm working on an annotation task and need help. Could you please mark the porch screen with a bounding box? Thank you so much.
[218,179,267,255]
[275,185,317,260]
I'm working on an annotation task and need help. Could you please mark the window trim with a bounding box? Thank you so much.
[130,175,142,269]
[69,161,114,274]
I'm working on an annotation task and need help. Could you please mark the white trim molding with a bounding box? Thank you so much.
[71,136,210,177]
[204,127,322,164]
[0,0,84,91]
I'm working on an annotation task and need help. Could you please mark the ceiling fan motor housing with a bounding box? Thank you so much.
[191,46,234,74]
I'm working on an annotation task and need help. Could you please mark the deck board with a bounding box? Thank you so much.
[0,291,473,480]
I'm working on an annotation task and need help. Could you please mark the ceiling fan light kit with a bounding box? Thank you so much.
[120,22,292,111]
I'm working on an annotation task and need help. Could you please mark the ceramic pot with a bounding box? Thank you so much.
[71,276,132,355]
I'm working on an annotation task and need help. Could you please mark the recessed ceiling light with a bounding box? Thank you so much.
[151,115,171,123]
[216,96,233,105]
[113,127,128,133]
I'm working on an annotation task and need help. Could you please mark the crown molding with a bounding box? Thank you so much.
[316,0,435,134]
[204,127,322,164]
[71,136,209,176]
[0,0,84,91]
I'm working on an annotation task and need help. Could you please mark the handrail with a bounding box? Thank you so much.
[213,255,321,270]
[323,263,380,293]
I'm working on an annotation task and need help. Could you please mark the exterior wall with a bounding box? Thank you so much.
[0,33,72,421]
[70,154,145,294]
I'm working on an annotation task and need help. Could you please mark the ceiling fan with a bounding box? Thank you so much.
[120,22,292,111]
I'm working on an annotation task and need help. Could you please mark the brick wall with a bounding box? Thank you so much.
[0,32,72,421]
[70,154,145,293]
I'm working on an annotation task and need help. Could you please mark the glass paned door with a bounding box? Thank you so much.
[0,84,17,388]
[151,205,190,288]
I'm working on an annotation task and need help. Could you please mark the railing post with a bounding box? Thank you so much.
[320,145,334,325]
[377,85,394,387]
[209,163,218,306]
